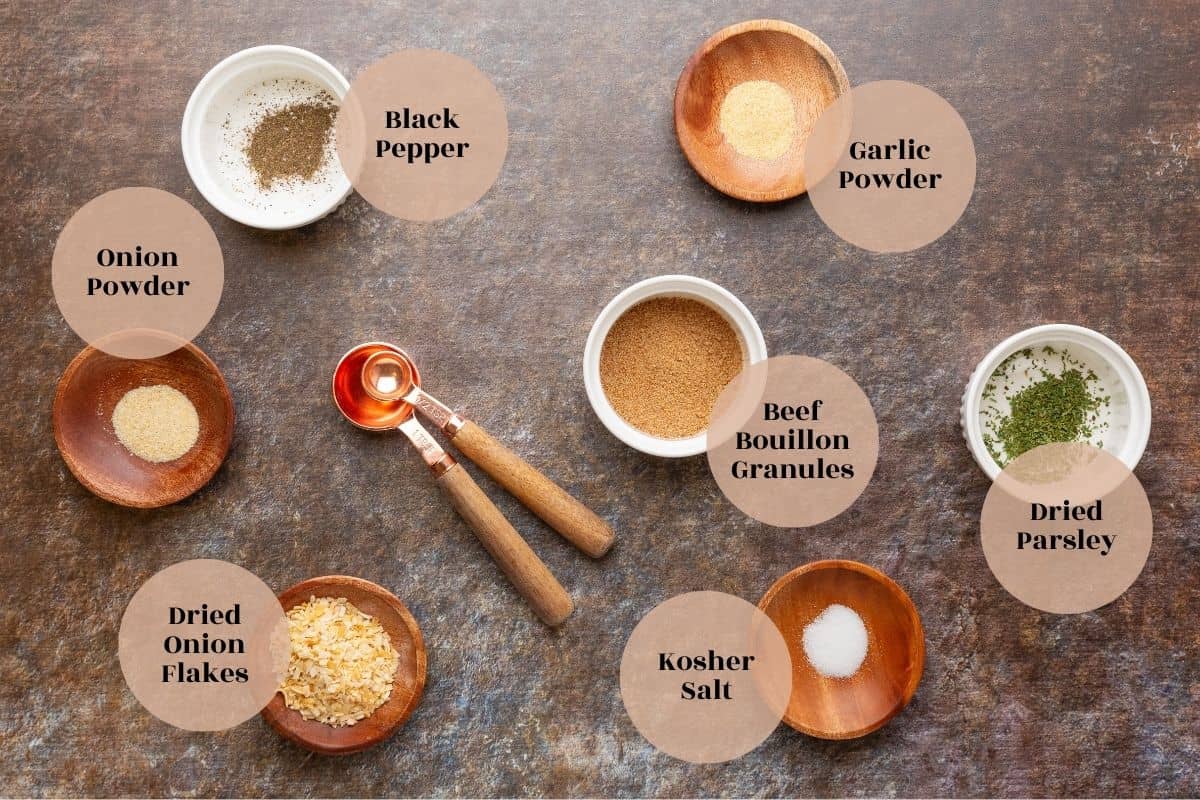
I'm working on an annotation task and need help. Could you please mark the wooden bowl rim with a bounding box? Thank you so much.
[758,559,925,739]
[260,575,428,755]
[51,340,234,509]
[673,18,851,202]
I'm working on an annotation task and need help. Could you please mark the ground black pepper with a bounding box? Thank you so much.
[245,94,337,189]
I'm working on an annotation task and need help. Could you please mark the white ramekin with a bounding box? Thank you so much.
[583,275,768,458]
[181,45,353,230]
[961,323,1151,480]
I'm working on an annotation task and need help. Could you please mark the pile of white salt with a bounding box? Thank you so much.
[802,603,868,679]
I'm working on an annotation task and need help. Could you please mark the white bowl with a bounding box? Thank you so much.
[583,275,768,457]
[181,45,353,230]
[961,324,1150,480]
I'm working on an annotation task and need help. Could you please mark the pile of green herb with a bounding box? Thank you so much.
[982,346,1110,466]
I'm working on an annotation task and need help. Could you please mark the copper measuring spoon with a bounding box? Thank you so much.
[358,345,615,558]
[333,342,573,627]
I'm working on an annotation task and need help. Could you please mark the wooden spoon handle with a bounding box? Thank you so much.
[450,421,615,558]
[437,463,574,626]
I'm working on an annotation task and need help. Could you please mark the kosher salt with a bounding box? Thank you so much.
[802,604,868,678]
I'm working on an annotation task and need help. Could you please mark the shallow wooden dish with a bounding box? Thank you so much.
[261,575,427,755]
[758,560,923,739]
[52,341,234,508]
[674,19,849,201]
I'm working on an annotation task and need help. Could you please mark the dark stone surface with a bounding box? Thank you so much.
[1,1,1198,796]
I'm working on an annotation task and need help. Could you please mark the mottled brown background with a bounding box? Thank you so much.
[1,1,1197,797]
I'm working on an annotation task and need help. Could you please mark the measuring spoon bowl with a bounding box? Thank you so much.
[333,342,421,430]
[362,350,418,402]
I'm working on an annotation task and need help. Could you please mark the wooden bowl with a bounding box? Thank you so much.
[674,19,849,201]
[758,560,924,739]
[261,575,427,755]
[52,340,234,508]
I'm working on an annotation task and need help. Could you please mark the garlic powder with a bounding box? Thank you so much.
[718,80,797,161]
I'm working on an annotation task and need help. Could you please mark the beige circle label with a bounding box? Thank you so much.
[806,80,976,253]
[52,188,223,359]
[118,559,288,731]
[707,356,879,527]
[981,443,1152,614]
[619,591,791,763]
[335,50,508,221]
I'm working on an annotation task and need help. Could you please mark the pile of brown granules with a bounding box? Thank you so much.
[599,297,744,439]
[245,93,337,189]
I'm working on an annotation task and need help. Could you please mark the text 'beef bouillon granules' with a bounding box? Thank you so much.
[599,297,745,439]
[245,92,337,189]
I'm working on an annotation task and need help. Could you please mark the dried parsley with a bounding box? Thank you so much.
[981,346,1110,466]
[245,95,337,189]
